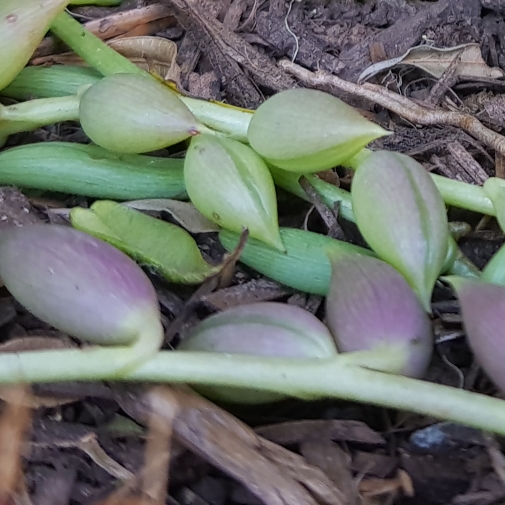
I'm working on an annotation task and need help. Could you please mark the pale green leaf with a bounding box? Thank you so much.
[70,200,220,284]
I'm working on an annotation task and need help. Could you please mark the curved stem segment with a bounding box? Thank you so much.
[0,348,504,435]
[0,95,80,145]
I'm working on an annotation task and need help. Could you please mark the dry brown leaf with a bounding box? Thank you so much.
[33,5,176,59]
[359,469,414,499]
[200,278,292,310]
[124,200,220,234]
[141,387,176,505]
[256,419,385,447]
[300,440,358,504]
[108,37,181,82]
[359,43,504,83]
[32,36,181,83]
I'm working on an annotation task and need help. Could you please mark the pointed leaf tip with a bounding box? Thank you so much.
[79,73,200,154]
[326,254,433,377]
[351,150,449,312]
[247,88,389,173]
[184,134,285,251]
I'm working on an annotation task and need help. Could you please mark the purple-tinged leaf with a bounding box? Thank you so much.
[178,301,337,403]
[351,150,449,312]
[0,224,160,346]
[444,275,505,393]
[326,253,433,378]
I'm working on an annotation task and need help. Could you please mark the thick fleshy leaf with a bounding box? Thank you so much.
[70,201,220,284]
[351,150,449,312]
[444,276,505,393]
[0,0,69,91]
[482,244,505,286]
[219,227,375,295]
[247,88,389,173]
[0,224,159,346]
[1,65,102,100]
[178,301,338,403]
[326,254,433,378]
[0,142,186,200]
[484,177,505,231]
[481,178,505,285]
[79,73,201,153]
[185,134,284,251]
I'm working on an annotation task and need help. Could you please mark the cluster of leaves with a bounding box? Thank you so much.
[3,0,505,433]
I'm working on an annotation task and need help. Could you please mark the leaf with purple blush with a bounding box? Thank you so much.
[0,224,164,372]
[326,253,433,378]
[444,276,505,394]
[351,150,449,312]
[178,301,338,403]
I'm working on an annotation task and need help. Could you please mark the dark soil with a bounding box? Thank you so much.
[4,0,505,504]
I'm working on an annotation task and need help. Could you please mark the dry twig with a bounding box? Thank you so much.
[279,60,505,158]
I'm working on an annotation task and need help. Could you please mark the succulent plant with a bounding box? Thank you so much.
[351,150,449,312]
[0,224,164,371]
[79,73,202,153]
[445,276,505,394]
[178,302,338,403]
[326,253,433,378]
[185,134,285,251]
[247,88,389,173]
[0,0,69,91]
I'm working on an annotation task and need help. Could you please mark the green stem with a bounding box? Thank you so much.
[2,348,505,435]
[431,173,495,216]
[0,95,80,144]
[184,97,251,142]
[50,12,144,76]
[49,12,252,142]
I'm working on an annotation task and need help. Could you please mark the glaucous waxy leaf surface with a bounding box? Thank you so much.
[351,150,449,312]
[219,227,375,295]
[484,177,505,232]
[482,245,505,286]
[179,301,338,403]
[185,134,285,251]
[0,224,159,346]
[70,200,220,284]
[445,276,505,394]
[481,178,505,285]
[0,141,186,200]
[326,254,433,378]
[79,73,201,153]
[0,0,69,91]
[247,88,389,173]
